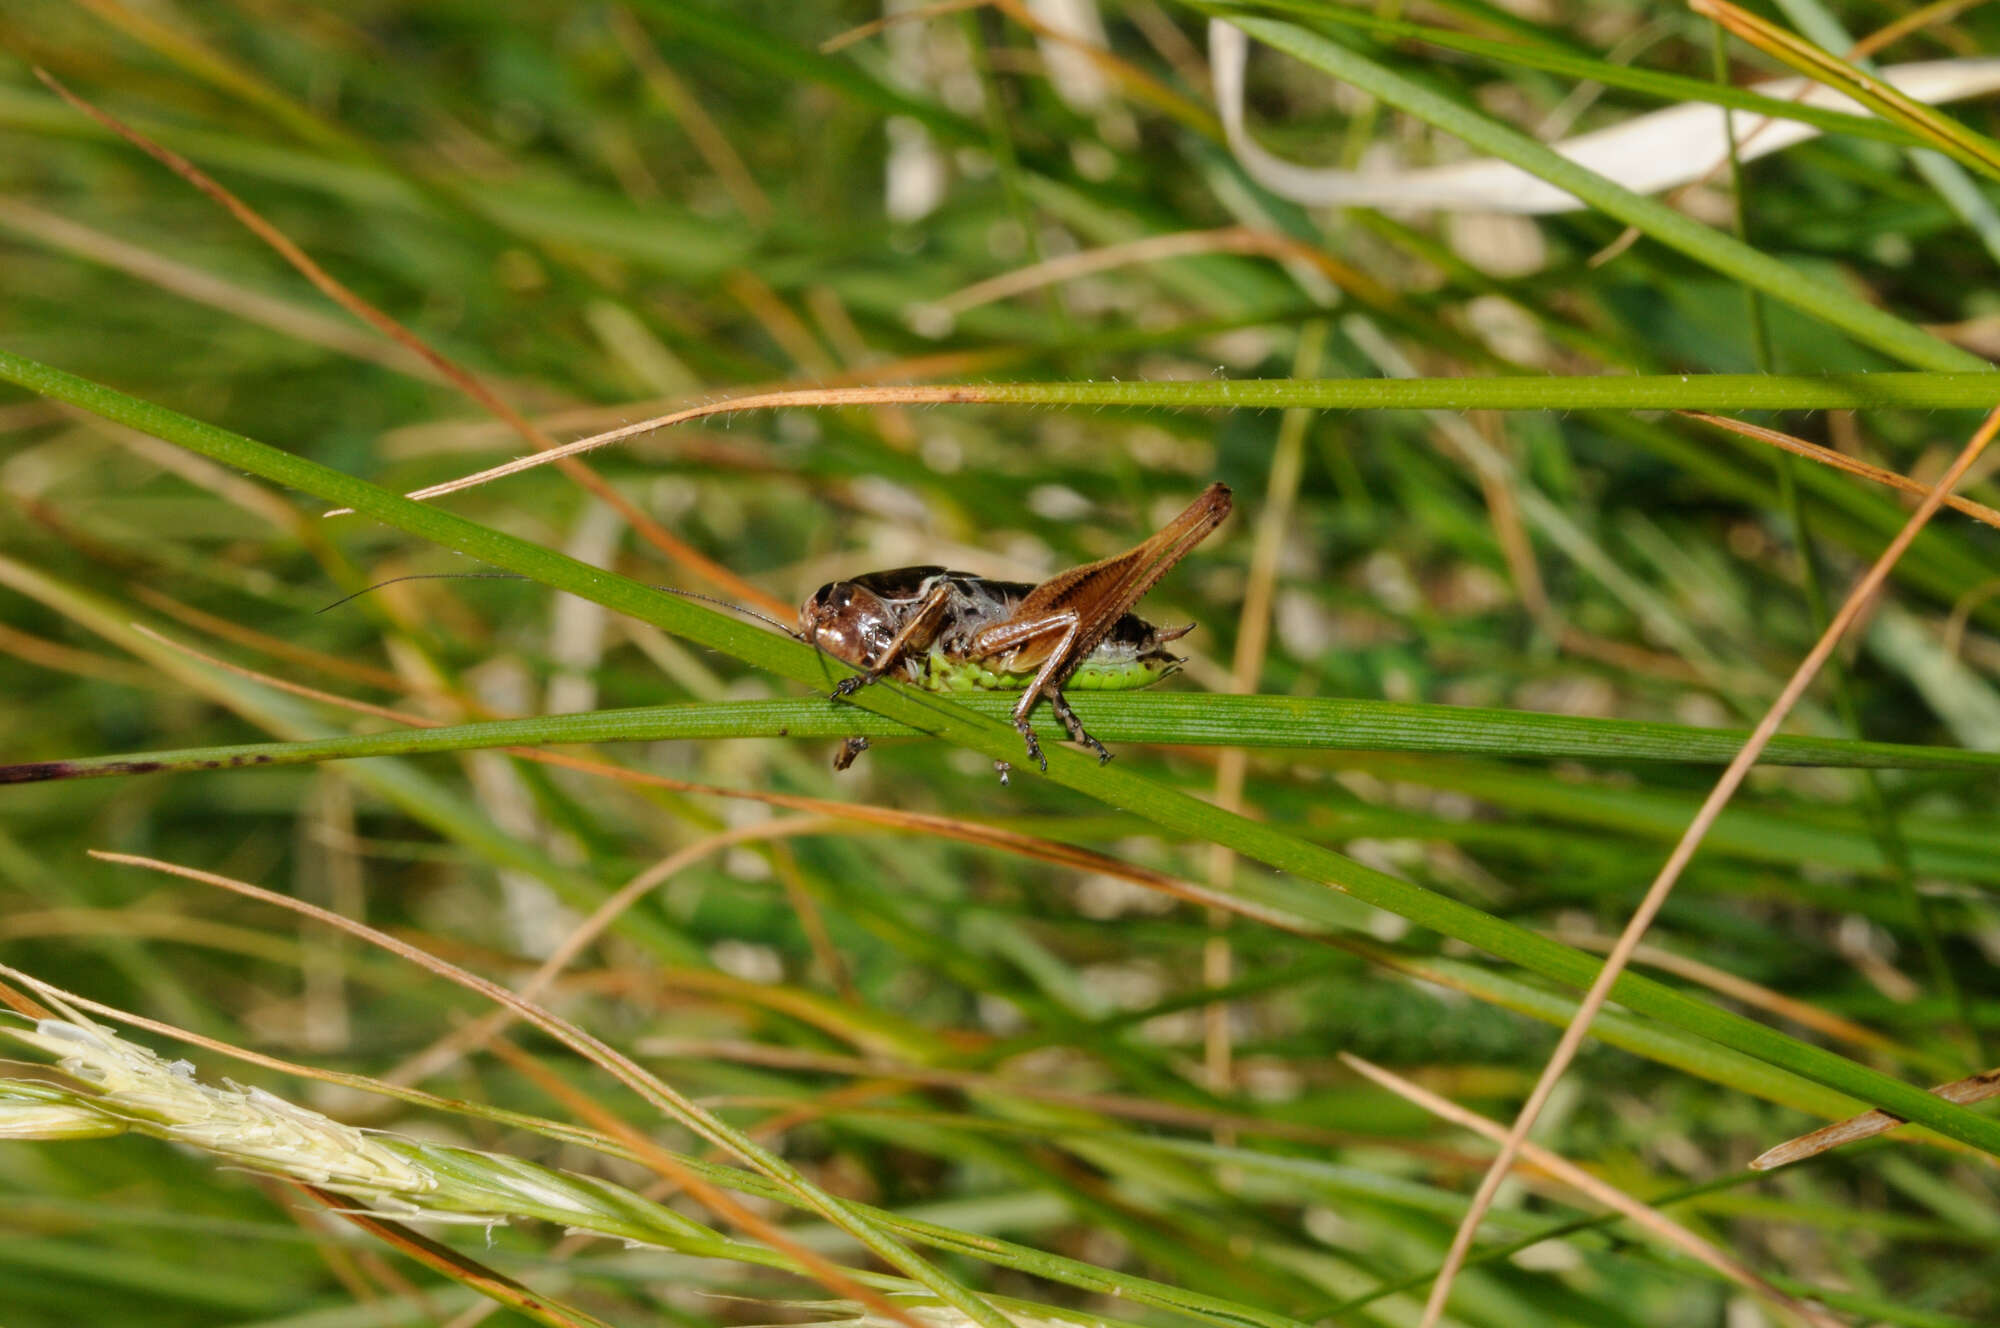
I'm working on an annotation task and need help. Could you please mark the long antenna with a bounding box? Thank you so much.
[318,572,800,638]
[315,572,526,614]
[645,584,800,638]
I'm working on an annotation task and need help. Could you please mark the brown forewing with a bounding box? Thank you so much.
[971,482,1232,672]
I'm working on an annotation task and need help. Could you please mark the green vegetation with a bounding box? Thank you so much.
[2,3,1997,1325]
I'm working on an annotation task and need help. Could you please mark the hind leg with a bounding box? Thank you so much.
[996,615,1083,774]
[1046,689,1111,763]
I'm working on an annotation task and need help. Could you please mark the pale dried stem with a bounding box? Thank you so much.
[931,224,1388,316]
[1752,1065,2000,1169]
[609,7,772,225]
[1418,407,2000,1326]
[1683,411,2000,529]
[84,849,942,1328]
[1342,1053,1846,1328]
[332,386,995,510]
[381,816,838,1089]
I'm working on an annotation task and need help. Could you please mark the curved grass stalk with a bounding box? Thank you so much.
[5,346,2000,1157]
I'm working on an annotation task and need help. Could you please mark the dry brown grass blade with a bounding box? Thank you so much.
[1752,1065,2000,1169]
[325,384,999,512]
[30,68,787,618]
[380,816,840,1090]
[1548,930,1908,1059]
[0,975,57,1021]
[377,346,1022,461]
[293,1182,616,1328]
[821,0,990,54]
[1682,411,2000,529]
[1418,406,2000,1326]
[927,225,1393,319]
[130,587,413,693]
[1340,1054,1846,1328]
[82,849,960,1328]
[485,1038,936,1328]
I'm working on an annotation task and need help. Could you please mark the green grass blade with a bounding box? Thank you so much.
[9,693,1999,783]
[1695,0,2000,184]
[1215,0,1933,149]
[1212,13,1994,374]
[6,345,2000,1157]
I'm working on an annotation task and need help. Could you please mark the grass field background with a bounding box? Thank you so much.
[2,2,1999,1325]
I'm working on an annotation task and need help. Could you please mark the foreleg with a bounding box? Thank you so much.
[831,583,952,699]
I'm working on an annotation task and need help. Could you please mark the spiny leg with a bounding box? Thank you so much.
[1008,616,1088,772]
[956,608,1084,776]
[1011,713,1047,773]
[1003,613,1083,774]
[1046,689,1111,763]
[832,736,870,770]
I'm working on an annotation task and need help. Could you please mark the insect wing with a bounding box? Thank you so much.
[987,482,1232,671]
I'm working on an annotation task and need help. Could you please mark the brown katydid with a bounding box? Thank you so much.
[322,484,1233,780]
[800,482,1232,780]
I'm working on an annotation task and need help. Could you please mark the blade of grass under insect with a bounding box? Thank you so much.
[9,692,1999,784]
[6,349,2000,1157]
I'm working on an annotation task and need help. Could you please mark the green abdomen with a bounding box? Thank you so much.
[918,646,1177,695]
